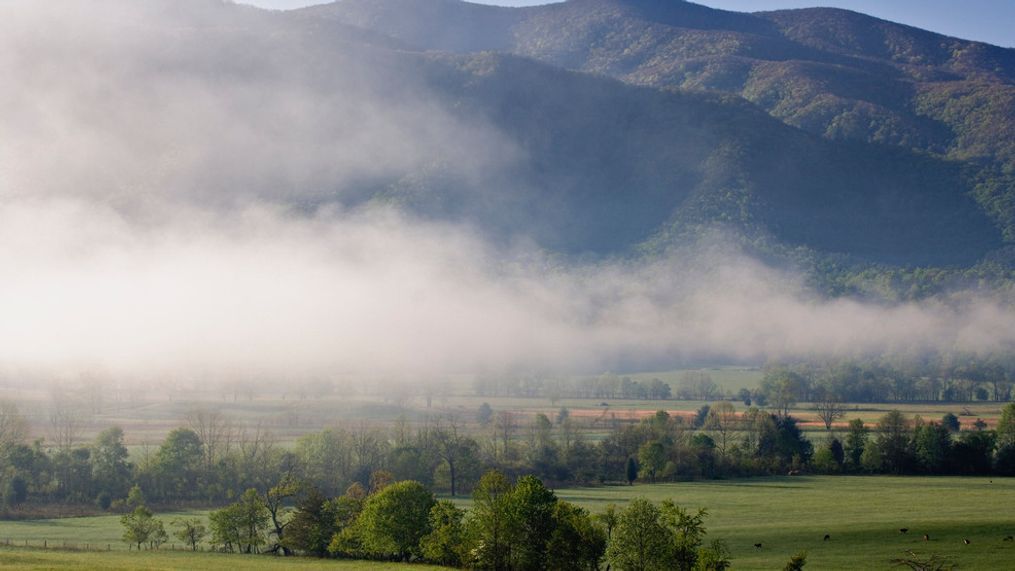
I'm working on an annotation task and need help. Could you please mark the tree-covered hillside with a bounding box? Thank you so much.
[299,0,1015,251]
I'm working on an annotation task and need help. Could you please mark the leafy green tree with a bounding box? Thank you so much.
[91,427,132,500]
[3,476,27,508]
[209,488,269,553]
[874,411,914,474]
[420,500,466,567]
[626,457,638,485]
[154,428,204,500]
[638,440,667,483]
[463,470,516,570]
[998,403,1015,448]
[327,483,369,557]
[510,475,558,569]
[126,484,146,509]
[660,501,708,571]
[994,443,1015,476]
[149,518,168,550]
[283,487,338,557]
[913,421,951,473]
[357,480,435,561]
[596,503,619,542]
[121,506,160,551]
[949,430,996,475]
[941,412,961,433]
[844,419,869,470]
[547,501,607,571]
[697,539,732,570]
[606,498,674,571]
[756,414,812,470]
[761,369,807,416]
[172,517,207,551]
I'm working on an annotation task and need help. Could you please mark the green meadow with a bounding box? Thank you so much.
[1,476,1012,569]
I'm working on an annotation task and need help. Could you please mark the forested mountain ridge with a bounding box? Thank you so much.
[297,0,1015,247]
[6,0,1012,279]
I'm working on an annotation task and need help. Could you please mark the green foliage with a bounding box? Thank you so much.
[913,421,952,473]
[356,480,435,561]
[626,457,638,485]
[875,411,915,474]
[153,428,204,501]
[606,498,674,571]
[509,475,558,569]
[462,470,515,569]
[638,440,667,483]
[783,551,807,571]
[3,475,27,508]
[209,488,269,554]
[546,501,607,571]
[120,506,163,550]
[476,403,493,426]
[420,500,466,567]
[998,403,1015,448]
[171,518,207,551]
[91,427,131,499]
[126,484,145,509]
[696,539,732,571]
[283,487,338,557]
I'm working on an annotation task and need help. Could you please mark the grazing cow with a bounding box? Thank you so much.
[899,528,909,534]
[963,539,971,545]
[754,543,762,549]
[923,534,930,541]
[823,534,830,541]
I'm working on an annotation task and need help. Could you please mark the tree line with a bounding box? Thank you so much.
[2,400,1013,513]
[121,469,738,570]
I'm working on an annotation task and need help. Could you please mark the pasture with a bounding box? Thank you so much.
[554,476,1015,570]
[1,476,1012,569]
[0,546,444,570]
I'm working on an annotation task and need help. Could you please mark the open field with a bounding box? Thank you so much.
[2,366,1007,450]
[1,476,1012,569]
[553,476,1015,570]
[0,546,444,570]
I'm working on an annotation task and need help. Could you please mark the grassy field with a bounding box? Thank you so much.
[1,476,1012,569]
[553,476,1015,570]
[0,546,444,570]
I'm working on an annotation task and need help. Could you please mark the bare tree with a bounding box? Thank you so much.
[492,411,517,462]
[237,422,278,488]
[814,397,847,430]
[705,401,738,457]
[0,400,28,455]
[187,408,234,474]
[48,397,83,450]
[431,415,465,496]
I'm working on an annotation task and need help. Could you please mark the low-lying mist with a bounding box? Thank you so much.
[1,0,1013,385]
[1,198,1012,380]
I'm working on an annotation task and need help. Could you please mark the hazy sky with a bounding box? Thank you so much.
[239,0,1015,47]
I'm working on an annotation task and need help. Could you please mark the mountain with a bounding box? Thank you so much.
[5,0,1010,273]
[298,0,1015,244]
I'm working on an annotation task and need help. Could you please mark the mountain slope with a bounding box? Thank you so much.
[2,0,1003,268]
[299,0,1015,242]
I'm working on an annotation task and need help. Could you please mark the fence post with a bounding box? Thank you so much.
[43,540,46,548]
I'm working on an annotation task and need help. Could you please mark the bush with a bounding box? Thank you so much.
[3,476,27,508]
[96,491,112,510]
